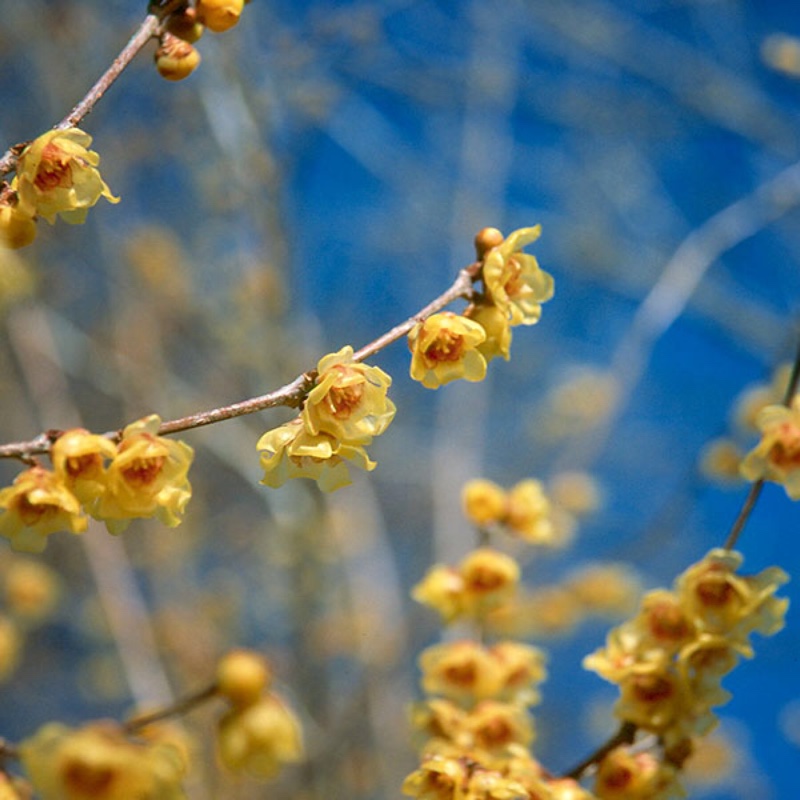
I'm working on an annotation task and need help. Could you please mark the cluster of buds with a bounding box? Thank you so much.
[0,128,119,249]
[257,345,396,491]
[408,227,553,389]
[583,548,788,797]
[18,720,188,800]
[0,415,193,553]
[156,1,248,81]
[214,649,304,779]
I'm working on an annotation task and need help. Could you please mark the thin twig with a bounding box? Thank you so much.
[0,2,181,176]
[124,682,219,734]
[0,265,479,459]
[723,328,800,550]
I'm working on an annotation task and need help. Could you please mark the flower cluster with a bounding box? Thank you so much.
[258,346,395,491]
[0,416,193,552]
[407,227,553,390]
[462,478,557,545]
[0,128,119,249]
[155,0,247,81]
[214,649,304,779]
[19,721,187,800]
[583,548,788,791]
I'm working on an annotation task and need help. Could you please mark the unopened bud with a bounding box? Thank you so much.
[155,33,201,82]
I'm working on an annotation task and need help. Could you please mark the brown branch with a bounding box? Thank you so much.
[723,327,800,551]
[0,2,182,176]
[0,264,479,459]
[561,721,637,780]
[124,681,219,734]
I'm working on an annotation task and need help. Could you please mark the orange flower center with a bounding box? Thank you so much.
[475,717,514,748]
[464,566,508,593]
[632,674,674,703]
[695,571,736,608]
[768,421,800,469]
[326,375,365,419]
[648,601,691,642]
[443,662,477,687]
[66,453,102,479]
[504,257,525,297]
[122,456,165,487]
[16,495,55,526]
[601,763,634,790]
[425,331,464,363]
[61,759,115,794]
[34,143,74,191]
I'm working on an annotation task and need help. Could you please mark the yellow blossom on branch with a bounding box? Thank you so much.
[739,396,800,498]
[505,479,556,545]
[302,345,395,443]
[52,428,117,505]
[257,417,375,492]
[481,226,554,326]
[408,312,487,389]
[464,302,513,363]
[19,721,187,800]
[90,415,193,534]
[0,466,86,553]
[13,128,119,225]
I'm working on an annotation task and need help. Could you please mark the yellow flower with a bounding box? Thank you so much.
[464,700,534,753]
[462,479,507,527]
[594,747,682,800]
[412,565,465,622]
[257,417,375,492]
[740,397,800,497]
[0,466,86,553]
[408,312,487,389]
[459,548,520,618]
[91,415,193,534]
[0,200,37,249]
[196,0,244,32]
[216,693,304,779]
[675,548,789,641]
[216,649,272,709]
[410,698,468,747]
[14,129,120,224]
[303,346,395,444]
[481,226,554,326]
[464,303,513,363]
[504,479,555,545]
[402,752,468,799]
[19,721,187,800]
[52,428,117,505]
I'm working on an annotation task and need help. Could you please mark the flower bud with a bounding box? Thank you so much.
[474,227,504,259]
[196,0,245,33]
[155,33,201,81]
[166,8,204,43]
[217,649,271,708]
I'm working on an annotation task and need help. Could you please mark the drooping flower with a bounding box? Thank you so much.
[0,466,86,553]
[51,428,117,505]
[481,227,554,326]
[19,721,187,800]
[257,417,375,492]
[13,128,119,224]
[302,345,395,444]
[458,548,520,618]
[594,747,682,800]
[408,312,487,389]
[461,479,507,528]
[90,415,193,534]
[216,693,304,779]
[740,396,800,498]
[504,479,555,545]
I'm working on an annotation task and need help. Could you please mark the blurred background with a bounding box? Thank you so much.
[1,0,800,797]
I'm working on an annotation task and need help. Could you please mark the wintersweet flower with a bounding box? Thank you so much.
[408,312,487,389]
[481,226,554,326]
[594,747,681,800]
[739,397,800,497]
[302,346,395,444]
[412,565,465,622]
[401,751,469,799]
[464,700,534,753]
[13,128,119,224]
[464,302,513,363]
[0,466,86,552]
[504,479,555,545]
[675,548,789,641]
[461,479,507,527]
[216,693,304,779]
[459,548,520,618]
[419,641,507,706]
[257,417,375,492]
[91,415,193,534]
[19,721,187,800]
[52,428,117,505]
